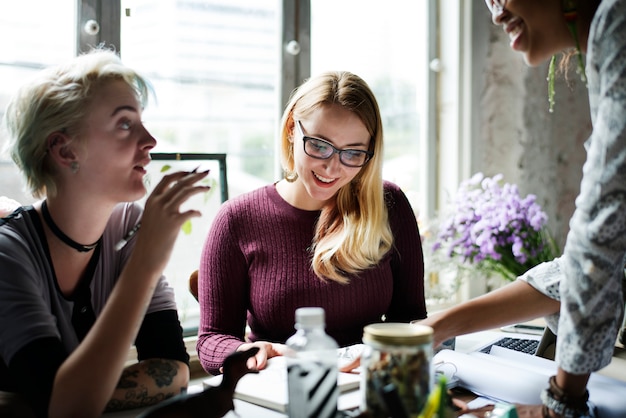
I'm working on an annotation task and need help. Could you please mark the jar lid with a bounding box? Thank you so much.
[363,323,433,346]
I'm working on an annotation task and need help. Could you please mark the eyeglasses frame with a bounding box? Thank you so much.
[295,120,373,168]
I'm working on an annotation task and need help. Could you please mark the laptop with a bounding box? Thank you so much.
[471,325,556,360]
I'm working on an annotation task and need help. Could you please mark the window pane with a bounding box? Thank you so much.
[121,0,278,194]
[311,0,429,218]
[120,0,279,331]
[0,1,76,206]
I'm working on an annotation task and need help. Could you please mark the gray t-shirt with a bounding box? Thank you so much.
[0,202,177,366]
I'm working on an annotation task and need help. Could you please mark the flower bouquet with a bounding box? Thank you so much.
[432,173,558,282]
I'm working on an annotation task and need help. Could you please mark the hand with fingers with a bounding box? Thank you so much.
[233,341,290,372]
[133,169,211,273]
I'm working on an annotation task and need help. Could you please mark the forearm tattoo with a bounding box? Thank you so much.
[116,369,140,389]
[104,360,181,412]
[146,358,178,387]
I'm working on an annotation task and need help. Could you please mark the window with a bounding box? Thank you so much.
[0,0,76,205]
[310,0,430,219]
[0,0,439,329]
[119,0,280,330]
[120,0,278,197]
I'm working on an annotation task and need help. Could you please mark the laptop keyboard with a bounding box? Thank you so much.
[479,337,539,355]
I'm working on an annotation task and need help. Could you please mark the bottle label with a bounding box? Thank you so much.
[287,359,338,418]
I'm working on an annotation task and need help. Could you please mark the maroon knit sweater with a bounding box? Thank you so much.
[196,181,426,375]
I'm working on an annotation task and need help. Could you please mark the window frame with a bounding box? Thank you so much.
[77,0,121,53]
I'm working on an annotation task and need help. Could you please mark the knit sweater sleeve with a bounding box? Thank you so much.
[196,196,250,375]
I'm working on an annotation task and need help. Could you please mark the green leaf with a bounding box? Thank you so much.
[181,219,192,235]
[160,164,172,172]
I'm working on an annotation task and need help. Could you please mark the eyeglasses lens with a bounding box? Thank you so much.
[304,138,369,167]
[296,120,370,167]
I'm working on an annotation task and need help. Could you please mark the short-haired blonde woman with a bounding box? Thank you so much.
[197,71,426,375]
[0,48,209,417]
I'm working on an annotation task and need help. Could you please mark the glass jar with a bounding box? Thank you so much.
[361,323,433,418]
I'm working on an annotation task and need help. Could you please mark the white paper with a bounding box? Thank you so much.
[434,349,549,404]
[433,349,626,417]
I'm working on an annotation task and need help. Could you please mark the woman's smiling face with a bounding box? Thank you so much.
[290,104,370,209]
[488,0,571,66]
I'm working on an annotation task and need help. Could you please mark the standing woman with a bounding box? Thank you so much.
[483,1,623,417]
[0,49,210,417]
[196,71,426,375]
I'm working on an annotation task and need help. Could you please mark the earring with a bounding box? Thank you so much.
[547,55,557,113]
[70,161,79,173]
[284,169,298,183]
[548,1,588,113]
[563,2,587,85]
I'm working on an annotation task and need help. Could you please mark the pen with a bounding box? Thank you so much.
[114,167,202,252]
[513,324,545,330]
[501,323,545,335]
[115,222,141,251]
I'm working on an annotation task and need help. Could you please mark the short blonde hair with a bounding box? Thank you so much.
[3,48,151,198]
[279,71,393,283]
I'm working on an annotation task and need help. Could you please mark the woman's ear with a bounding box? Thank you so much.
[46,131,78,171]
[287,117,296,143]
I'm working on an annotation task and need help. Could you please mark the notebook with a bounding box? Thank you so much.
[203,355,361,413]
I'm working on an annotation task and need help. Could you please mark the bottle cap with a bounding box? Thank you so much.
[294,307,325,328]
[363,322,433,346]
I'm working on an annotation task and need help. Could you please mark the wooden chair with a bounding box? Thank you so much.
[189,270,199,302]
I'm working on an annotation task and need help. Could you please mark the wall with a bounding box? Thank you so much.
[472,11,592,250]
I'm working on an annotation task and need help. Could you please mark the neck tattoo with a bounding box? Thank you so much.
[41,200,101,252]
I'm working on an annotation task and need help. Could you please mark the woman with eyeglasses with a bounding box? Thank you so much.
[196,71,426,375]
[420,1,626,417]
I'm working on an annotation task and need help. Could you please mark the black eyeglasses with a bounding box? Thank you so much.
[295,120,373,168]
[485,0,506,14]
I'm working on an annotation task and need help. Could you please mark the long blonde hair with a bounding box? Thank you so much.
[279,71,393,284]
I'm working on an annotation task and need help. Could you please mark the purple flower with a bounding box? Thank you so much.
[432,173,558,281]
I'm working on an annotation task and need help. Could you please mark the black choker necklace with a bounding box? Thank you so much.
[41,200,101,252]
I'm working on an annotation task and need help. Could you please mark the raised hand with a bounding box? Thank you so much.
[133,170,210,274]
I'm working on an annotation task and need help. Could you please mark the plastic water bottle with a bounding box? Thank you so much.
[286,307,339,418]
